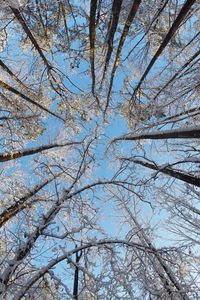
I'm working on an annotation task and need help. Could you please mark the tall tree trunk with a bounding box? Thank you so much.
[122,157,200,187]
[113,126,200,141]
[73,246,82,299]
[131,0,196,99]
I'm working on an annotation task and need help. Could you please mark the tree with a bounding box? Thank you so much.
[0,0,200,299]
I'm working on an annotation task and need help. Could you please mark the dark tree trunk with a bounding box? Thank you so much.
[73,246,82,299]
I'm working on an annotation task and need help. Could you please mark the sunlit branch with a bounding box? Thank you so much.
[0,179,141,292]
[100,0,123,86]
[0,80,65,121]
[123,205,190,300]
[10,6,51,69]
[13,239,155,300]
[154,49,200,100]
[0,141,81,162]
[124,0,169,61]
[105,0,141,113]
[131,0,196,100]
[0,60,30,90]
[0,172,63,228]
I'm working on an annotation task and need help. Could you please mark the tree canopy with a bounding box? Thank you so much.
[0,0,200,299]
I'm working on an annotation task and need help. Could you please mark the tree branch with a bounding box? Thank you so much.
[0,141,81,162]
[131,0,196,99]
[121,157,200,187]
[0,80,65,121]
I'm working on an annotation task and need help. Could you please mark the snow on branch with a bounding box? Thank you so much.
[13,239,156,299]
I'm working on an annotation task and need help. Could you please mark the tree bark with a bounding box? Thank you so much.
[0,141,80,162]
[73,246,82,300]
[122,157,200,187]
[131,0,196,99]
[0,173,62,228]
[0,80,65,121]
[106,0,141,111]
[89,0,98,94]
[113,126,200,142]
[10,7,51,69]
[101,0,123,85]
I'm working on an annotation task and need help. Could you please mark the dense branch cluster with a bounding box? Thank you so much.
[0,0,200,299]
